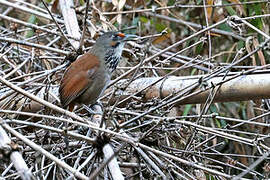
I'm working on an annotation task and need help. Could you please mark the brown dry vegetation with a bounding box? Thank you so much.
[1,0,270,179]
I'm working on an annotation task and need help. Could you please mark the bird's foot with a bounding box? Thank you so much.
[83,104,96,114]
[83,102,103,115]
[62,124,69,149]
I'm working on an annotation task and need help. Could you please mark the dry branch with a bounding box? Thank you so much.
[1,121,89,180]
[0,0,64,23]
[0,124,32,180]
[111,73,270,105]
[59,0,80,49]
[101,144,124,180]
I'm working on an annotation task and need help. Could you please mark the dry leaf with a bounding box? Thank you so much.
[118,0,126,10]
[92,2,109,30]
[194,169,206,180]
[112,0,118,7]
[247,101,255,130]
[207,0,214,22]
[87,20,98,38]
[207,32,221,37]
[154,0,169,16]
[117,15,122,26]
[245,37,256,65]
[253,38,266,66]
[213,0,224,22]
[51,0,59,13]
[152,32,171,45]
[111,0,126,27]
[228,0,246,16]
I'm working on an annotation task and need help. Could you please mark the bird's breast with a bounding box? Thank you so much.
[104,48,123,73]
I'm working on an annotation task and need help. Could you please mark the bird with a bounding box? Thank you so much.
[59,32,137,112]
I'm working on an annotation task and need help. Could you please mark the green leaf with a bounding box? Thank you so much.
[197,0,202,5]
[155,23,167,32]
[247,3,263,31]
[128,17,139,34]
[191,68,197,76]
[215,114,227,128]
[139,16,149,23]
[218,23,232,32]
[28,14,37,24]
[241,102,247,119]
[215,119,221,128]
[220,119,227,128]
[25,14,37,38]
[132,17,139,26]
[237,40,245,49]
[168,0,175,6]
[79,0,85,5]
[195,38,204,54]
[224,1,237,16]
[183,104,193,116]
[210,104,218,113]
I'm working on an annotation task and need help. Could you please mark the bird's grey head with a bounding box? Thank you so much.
[93,32,137,73]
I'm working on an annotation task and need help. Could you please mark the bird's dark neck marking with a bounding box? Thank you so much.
[104,48,122,73]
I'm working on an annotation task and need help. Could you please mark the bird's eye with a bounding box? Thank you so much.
[112,34,119,41]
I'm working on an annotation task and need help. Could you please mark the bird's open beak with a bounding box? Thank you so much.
[122,34,138,42]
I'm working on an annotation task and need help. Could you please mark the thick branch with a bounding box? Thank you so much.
[110,73,270,105]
